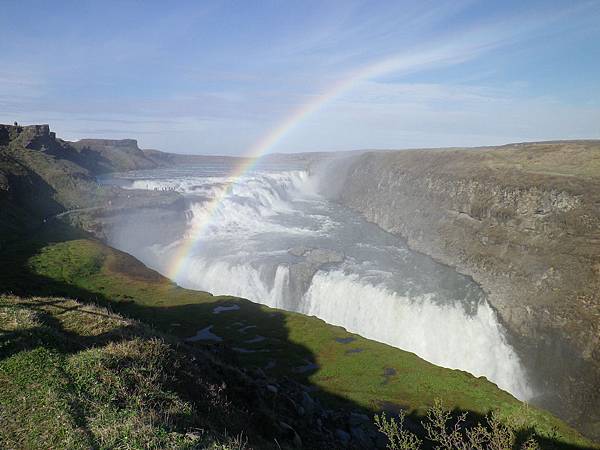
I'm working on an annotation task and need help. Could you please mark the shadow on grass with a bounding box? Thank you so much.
[0,299,119,450]
[0,221,596,450]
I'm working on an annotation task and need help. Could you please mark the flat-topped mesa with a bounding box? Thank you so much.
[72,138,148,161]
[71,138,160,172]
[0,123,56,149]
[74,138,141,152]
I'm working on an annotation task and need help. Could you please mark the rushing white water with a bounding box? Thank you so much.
[104,163,533,400]
[302,270,531,397]
[177,257,291,309]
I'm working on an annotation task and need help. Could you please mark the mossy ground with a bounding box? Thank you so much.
[0,222,596,449]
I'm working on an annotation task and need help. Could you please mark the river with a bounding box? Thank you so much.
[101,161,532,400]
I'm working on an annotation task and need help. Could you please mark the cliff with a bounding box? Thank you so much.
[0,124,99,243]
[332,141,600,438]
[70,138,160,173]
[0,124,184,247]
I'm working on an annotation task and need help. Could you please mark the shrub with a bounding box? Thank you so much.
[375,400,540,450]
[374,411,422,450]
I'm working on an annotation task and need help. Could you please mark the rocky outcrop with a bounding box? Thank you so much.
[331,142,600,439]
[0,124,56,148]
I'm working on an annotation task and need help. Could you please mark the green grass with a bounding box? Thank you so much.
[0,295,259,449]
[1,224,596,449]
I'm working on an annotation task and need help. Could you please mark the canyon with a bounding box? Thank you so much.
[327,143,600,438]
[2,123,598,447]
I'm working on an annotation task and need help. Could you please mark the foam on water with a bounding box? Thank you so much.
[104,166,534,400]
[176,257,290,309]
[186,172,313,238]
[302,270,532,399]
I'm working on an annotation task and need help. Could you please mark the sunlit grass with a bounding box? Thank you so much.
[0,228,593,448]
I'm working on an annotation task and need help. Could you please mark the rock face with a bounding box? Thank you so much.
[0,124,55,147]
[330,142,600,439]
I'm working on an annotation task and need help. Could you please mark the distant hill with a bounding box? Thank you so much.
[70,138,160,173]
[142,147,251,167]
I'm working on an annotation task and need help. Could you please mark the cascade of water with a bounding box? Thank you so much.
[107,167,533,400]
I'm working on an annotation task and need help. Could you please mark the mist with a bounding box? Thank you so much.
[101,156,534,400]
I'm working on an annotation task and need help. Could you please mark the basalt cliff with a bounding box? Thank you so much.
[330,141,600,438]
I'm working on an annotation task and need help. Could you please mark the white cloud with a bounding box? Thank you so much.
[271,81,600,152]
[1,1,598,154]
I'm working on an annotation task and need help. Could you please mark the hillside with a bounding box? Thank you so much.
[1,124,597,448]
[0,295,274,449]
[331,140,600,439]
[70,138,160,173]
[0,124,190,247]
[2,223,597,449]
[0,124,106,246]
[142,148,251,167]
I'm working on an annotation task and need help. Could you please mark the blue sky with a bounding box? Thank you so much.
[1,0,599,155]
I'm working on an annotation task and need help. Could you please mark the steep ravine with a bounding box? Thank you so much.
[329,144,600,439]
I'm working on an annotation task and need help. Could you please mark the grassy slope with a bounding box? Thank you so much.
[0,223,595,449]
[0,295,275,449]
[478,141,600,180]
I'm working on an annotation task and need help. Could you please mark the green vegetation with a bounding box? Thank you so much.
[0,295,263,449]
[2,234,522,411]
[1,222,596,449]
[374,401,543,450]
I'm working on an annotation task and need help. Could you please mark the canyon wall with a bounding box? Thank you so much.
[332,141,600,438]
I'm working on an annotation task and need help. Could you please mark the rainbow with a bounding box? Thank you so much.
[166,46,472,280]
